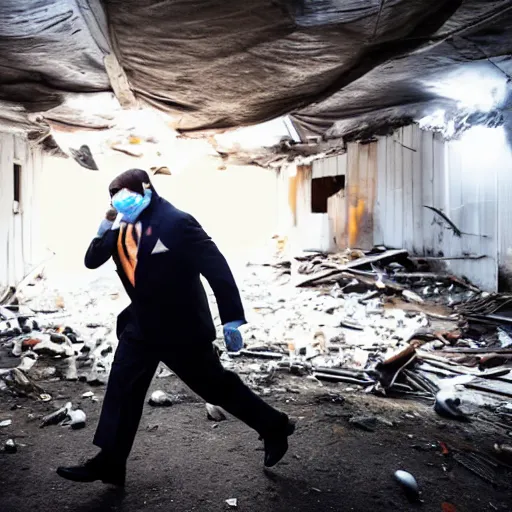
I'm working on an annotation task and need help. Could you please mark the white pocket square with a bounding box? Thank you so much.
[151,239,169,254]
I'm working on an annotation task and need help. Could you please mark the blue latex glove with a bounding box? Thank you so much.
[96,218,114,238]
[223,320,245,352]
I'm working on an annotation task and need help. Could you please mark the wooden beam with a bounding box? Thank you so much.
[103,53,138,109]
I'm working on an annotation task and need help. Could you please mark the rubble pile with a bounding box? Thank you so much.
[215,248,512,429]
[1,246,511,434]
[0,274,124,396]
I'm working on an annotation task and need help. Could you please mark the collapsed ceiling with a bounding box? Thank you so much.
[1,0,511,147]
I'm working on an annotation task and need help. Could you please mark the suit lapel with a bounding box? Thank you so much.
[136,202,162,262]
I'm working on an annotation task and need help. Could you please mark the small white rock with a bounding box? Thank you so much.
[225,498,237,508]
[82,391,94,398]
[148,390,173,406]
[0,419,12,427]
[5,438,17,453]
[206,403,227,421]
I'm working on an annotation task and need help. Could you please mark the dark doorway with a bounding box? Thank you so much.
[311,175,345,213]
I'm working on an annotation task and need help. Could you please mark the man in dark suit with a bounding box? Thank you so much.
[57,169,294,486]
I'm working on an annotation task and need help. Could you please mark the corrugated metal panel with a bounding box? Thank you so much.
[496,127,512,289]
[295,164,334,252]
[0,133,14,290]
[443,136,497,290]
[346,141,378,250]
[312,153,347,178]
[374,124,508,291]
[328,189,346,248]
[0,133,43,290]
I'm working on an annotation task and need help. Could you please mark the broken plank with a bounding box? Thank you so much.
[468,314,512,325]
[464,381,512,399]
[236,350,284,360]
[103,53,138,109]
[437,347,512,354]
[296,249,408,287]
[313,373,374,386]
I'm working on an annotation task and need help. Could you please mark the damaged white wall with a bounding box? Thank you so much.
[277,156,348,254]
[0,133,44,296]
[374,124,512,291]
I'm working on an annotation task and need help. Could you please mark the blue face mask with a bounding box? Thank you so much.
[111,187,152,224]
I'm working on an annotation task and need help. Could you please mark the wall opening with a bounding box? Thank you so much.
[13,163,22,213]
[311,175,345,213]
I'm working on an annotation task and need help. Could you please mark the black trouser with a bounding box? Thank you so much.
[93,330,287,461]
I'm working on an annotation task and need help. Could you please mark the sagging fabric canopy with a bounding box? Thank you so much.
[0,0,511,143]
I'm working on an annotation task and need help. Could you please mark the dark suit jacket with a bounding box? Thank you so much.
[85,193,246,344]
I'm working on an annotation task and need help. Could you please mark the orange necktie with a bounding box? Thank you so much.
[117,222,142,286]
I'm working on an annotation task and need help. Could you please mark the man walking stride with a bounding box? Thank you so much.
[57,169,294,486]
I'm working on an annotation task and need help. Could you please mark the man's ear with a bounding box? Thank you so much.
[143,182,150,190]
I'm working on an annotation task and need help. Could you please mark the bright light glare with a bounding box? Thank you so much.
[457,125,508,166]
[427,68,508,112]
[417,109,456,138]
[214,117,292,150]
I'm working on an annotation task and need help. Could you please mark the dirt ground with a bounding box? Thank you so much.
[1,373,511,512]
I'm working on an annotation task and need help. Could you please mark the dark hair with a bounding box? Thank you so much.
[109,169,152,197]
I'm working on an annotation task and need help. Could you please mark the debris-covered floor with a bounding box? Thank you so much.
[2,248,512,511]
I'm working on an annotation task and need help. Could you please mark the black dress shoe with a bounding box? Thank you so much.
[57,453,126,486]
[263,420,295,468]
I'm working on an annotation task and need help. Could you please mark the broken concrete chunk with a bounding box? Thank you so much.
[402,290,424,304]
[50,333,68,344]
[206,403,227,421]
[62,409,86,429]
[64,357,78,381]
[434,390,469,421]
[225,498,237,508]
[0,368,45,398]
[40,402,72,428]
[156,363,173,378]
[148,390,173,406]
[349,415,377,432]
[4,439,17,453]
[33,339,74,358]
[18,352,38,372]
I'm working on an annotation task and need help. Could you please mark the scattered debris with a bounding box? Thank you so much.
[402,290,424,304]
[394,470,420,502]
[434,390,469,421]
[206,403,227,422]
[453,451,501,486]
[0,368,45,398]
[61,409,86,429]
[3,245,512,441]
[493,442,512,463]
[439,441,450,456]
[156,363,173,378]
[4,439,17,453]
[40,402,72,428]
[148,390,173,407]
[349,415,377,432]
